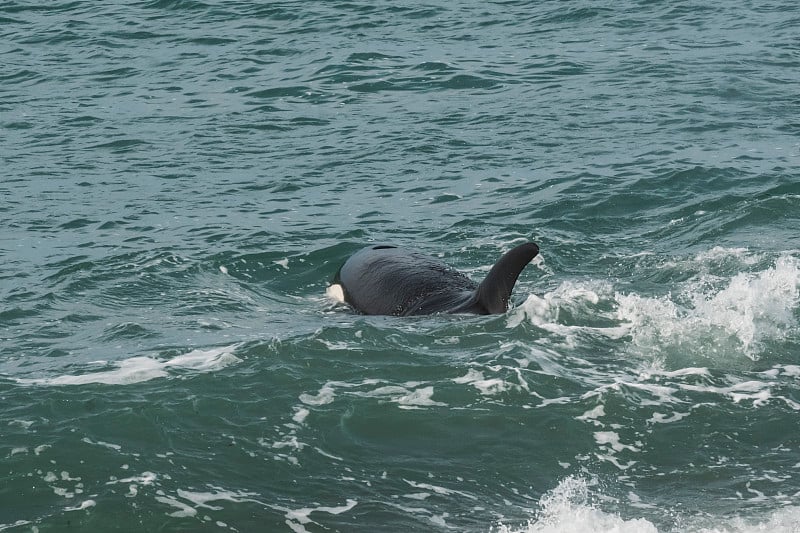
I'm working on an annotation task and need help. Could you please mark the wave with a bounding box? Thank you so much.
[619,251,800,361]
[494,476,655,533]
[510,248,800,366]
[14,344,241,386]
[494,476,800,533]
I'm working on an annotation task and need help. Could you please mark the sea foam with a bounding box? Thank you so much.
[493,476,800,533]
[16,345,241,386]
[617,253,800,360]
[511,251,800,363]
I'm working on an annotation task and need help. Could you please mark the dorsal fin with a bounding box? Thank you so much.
[475,242,539,314]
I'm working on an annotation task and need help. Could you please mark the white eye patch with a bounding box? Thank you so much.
[326,284,345,303]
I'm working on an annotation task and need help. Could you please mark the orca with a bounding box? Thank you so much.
[327,242,539,316]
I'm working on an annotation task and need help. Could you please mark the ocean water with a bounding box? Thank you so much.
[2,0,800,531]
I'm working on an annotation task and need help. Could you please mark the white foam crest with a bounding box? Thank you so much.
[693,255,799,351]
[404,479,478,500]
[8,419,35,429]
[453,368,516,395]
[64,499,96,512]
[656,247,763,273]
[530,253,554,275]
[300,379,447,409]
[689,507,800,533]
[155,495,197,518]
[594,431,640,453]
[493,477,800,533]
[582,365,797,415]
[285,499,358,533]
[618,254,800,360]
[0,521,33,531]
[16,345,241,386]
[176,487,262,509]
[494,476,657,533]
[693,247,760,265]
[677,379,774,407]
[761,364,800,378]
[509,281,629,339]
[299,383,337,406]
[511,251,799,363]
[107,471,157,486]
[395,386,447,409]
[82,437,122,451]
[354,384,447,409]
[155,486,262,519]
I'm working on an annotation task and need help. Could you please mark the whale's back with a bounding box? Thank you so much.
[334,246,476,316]
[332,242,539,316]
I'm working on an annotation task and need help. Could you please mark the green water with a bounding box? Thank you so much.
[2,1,800,531]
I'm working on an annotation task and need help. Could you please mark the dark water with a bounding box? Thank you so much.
[3,1,800,531]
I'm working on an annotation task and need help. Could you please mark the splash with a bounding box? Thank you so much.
[511,251,800,363]
[509,280,628,339]
[494,476,658,533]
[493,477,800,533]
[617,254,800,360]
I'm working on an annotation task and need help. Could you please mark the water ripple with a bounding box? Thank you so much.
[3,1,800,531]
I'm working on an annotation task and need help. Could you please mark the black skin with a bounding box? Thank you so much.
[332,242,539,316]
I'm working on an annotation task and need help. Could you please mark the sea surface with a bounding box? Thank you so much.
[2,1,800,531]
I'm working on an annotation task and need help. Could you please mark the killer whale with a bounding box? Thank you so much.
[328,242,539,316]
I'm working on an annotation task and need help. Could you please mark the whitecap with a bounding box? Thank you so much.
[453,368,516,396]
[492,477,800,533]
[64,499,96,512]
[493,476,658,533]
[617,253,800,361]
[509,281,630,340]
[15,344,241,386]
[284,499,357,533]
[396,386,446,409]
[352,383,447,408]
[299,383,336,406]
